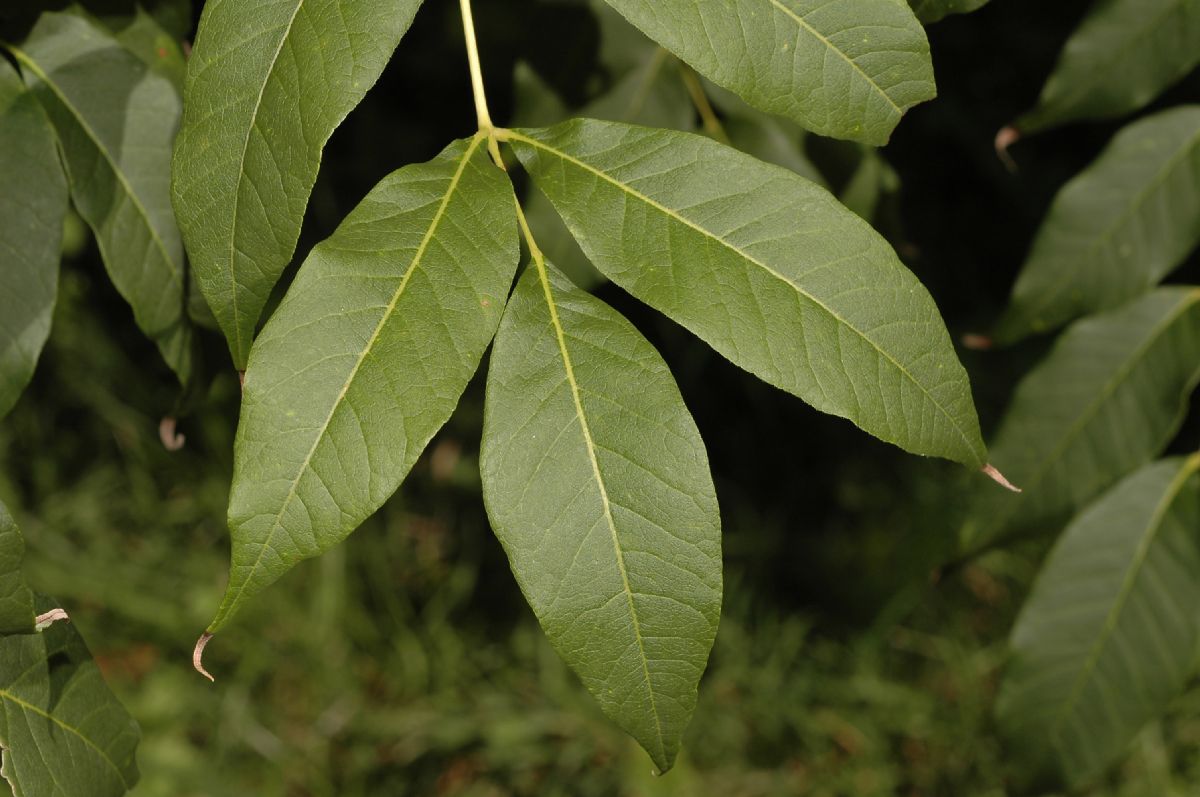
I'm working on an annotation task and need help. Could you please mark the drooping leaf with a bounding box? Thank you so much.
[9,11,192,382]
[997,107,1200,343]
[997,455,1200,788]
[481,258,721,772]
[961,287,1200,552]
[0,59,66,421]
[0,502,35,636]
[0,595,140,796]
[507,120,986,467]
[908,0,991,24]
[207,136,517,633]
[172,0,424,368]
[1016,0,1200,134]
[599,0,936,145]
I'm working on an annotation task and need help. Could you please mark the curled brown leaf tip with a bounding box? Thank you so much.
[34,608,69,630]
[961,333,993,351]
[159,417,186,451]
[994,126,1020,172]
[193,632,215,682]
[982,463,1021,493]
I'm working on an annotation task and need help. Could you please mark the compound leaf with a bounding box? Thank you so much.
[172,0,424,368]
[207,135,517,633]
[507,120,986,467]
[997,455,1200,787]
[10,11,192,382]
[0,58,66,420]
[481,259,721,772]
[997,106,1200,343]
[0,502,35,636]
[599,0,935,145]
[1017,0,1200,133]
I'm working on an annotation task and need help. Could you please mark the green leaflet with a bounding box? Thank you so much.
[996,106,1200,344]
[506,120,986,468]
[0,502,35,635]
[0,595,140,797]
[907,0,990,24]
[1017,0,1200,134]
[9,12,192,383]
[997,455,1200,788]
[600,0,935,145]
[172,0,424,368]
[0,58,65,420]
[481,259,721,773]
[961,288,1200,552]
[207,136,517,633]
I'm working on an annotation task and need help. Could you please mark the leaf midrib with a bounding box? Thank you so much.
[212,134,484,631]
[505,128,979,462]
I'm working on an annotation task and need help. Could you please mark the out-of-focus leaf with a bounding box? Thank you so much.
[961,288,1200,552]
[481,260,720,772]
[100,5,188,89]
[997,106,1200,343]
[207,136,517,633]
[839,147,900,224]
[704,80,824,186]
[0,501,35,635]
[1017,0,1200,133]
[9,11,192,382]
[508,120,987,467]
[0,58,66,420]
[172,0,424,368]
[0,595,140,796]
[997,455,1200,787]
[600,0,936,145]
[908,0,991,24]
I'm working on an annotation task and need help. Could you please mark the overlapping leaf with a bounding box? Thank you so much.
[207,136,517,633]
[961,288,1200,552]
[997,455,1200,787]
[0,59,65,420]
[0,502,35,636]
[481,259,721,772]
[507,120,986,467]
[0,596,140,796]
[997,106,1200,343]
[9,11,192,382]
[908,0,991,24]
[600,0,935,145]
[172,0,424,367]
[1017,0,1200,133]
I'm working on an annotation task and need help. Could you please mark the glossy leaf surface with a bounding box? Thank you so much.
[0,59,65,420]
[997,456,1200,787]
[172,0,423,367]
[208,136,517,632]
[508,120,986,467]
[997,106,1200,343]
[482,261,721,772]
[600,0,936,145]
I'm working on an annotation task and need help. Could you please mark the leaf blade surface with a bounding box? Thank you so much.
[0,502,35,636]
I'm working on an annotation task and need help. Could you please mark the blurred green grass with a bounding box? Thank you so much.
[3,268,1200,797]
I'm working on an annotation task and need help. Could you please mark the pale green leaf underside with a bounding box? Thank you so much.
[0,59,65,421]
[961,288,1200,551]
[209,136,517,632]
[481,261,721,772]
[12,12,191,382]
[0,595,140,797]
[1018,0,1200,133]
[908,0,991,24]
[508,120,986,467]
[172,0,423,368]
[998,455,1200,787]
[600,0,935,145]
[997,106,1200,343]
[0,502,35,636]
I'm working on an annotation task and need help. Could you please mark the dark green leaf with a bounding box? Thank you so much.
[908,0,991,24]
[172,0,424,368]
[207,136,517,633]
[481,259,721,772]
[508,120,987,467]
[600,0,936,145]
[0,502,35,636]
[0,58,65,420]
[9,11,192,382]
[997,455,1200,787]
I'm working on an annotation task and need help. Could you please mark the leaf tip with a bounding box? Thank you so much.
[193,632,216,682]
[34,607,69,631]
[994,125,1020,172]
[159,416,186,451]
[961,333,993,351]
[982,463,1021,493]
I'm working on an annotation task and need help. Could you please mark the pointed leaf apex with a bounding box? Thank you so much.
[982,463,1021,493]
[193,632,215,682]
